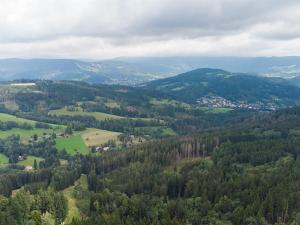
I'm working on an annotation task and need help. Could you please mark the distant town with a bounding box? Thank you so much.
[197,96,278,110]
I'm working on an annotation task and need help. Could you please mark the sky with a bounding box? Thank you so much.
[1,0,300,59]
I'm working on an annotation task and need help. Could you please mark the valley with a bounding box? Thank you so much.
[1,68,300,225]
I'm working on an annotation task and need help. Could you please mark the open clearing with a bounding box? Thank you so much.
[49,107,123,120]
[17,156,44,168]
[0,127,64,143]
[63,185,81,224]
[0,153,8,164]
[0,113,65,142]
[63,175,88,224]
[0,113,37,125]
[199,107,233,114]
[81,128,121,147]
[136,126,177,137]
[55,135,89,155]
[55,128,121,154]
[0,113,65,128]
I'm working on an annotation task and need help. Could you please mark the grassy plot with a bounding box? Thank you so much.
[199,107,233,114]
[0,113,65,142]
[81,128,121,147]
[55,135,89,155]
[63,175,88,224]
[55,128,121,154]
[49,107,123,121]
[0,153,8,164]
[0,128,64,143]
[150,98,191,109]
[136,126,177,137]
[104,100,121,108]
[17,156,44,168]
[0,113,37,125]
[63,186,81,224]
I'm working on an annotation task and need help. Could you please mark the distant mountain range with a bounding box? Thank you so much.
[0,58,160,85]
[145,68,300,110]
[1,57,300,85]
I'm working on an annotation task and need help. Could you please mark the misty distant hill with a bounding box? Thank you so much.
[0,58,159,85]
[0,57,300,85]
[119,56,300,79]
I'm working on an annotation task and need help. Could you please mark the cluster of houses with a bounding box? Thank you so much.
[93,146,110,153]
[197,96,278,110]
[197,96,236,108]
[29,132,70,143]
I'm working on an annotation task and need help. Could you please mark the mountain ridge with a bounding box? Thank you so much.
[145,68,300,110]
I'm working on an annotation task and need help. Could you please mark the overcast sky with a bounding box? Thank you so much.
[1,0,300,59]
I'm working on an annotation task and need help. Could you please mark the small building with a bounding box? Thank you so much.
[95,147,102,152]
[24,166,33,171]
[103,147,110,151]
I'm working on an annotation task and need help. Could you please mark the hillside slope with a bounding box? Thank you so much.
[145,68,300,109]
[0,59,157,85]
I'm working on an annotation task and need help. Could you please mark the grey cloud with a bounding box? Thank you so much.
[0,0,300,58]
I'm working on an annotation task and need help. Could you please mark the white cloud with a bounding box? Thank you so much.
[0,0,300,58]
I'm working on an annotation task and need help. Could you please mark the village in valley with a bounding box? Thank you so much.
[197,95,278,110]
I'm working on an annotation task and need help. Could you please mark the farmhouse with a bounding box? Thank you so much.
[103,147,110,151]
[24,166,33,171]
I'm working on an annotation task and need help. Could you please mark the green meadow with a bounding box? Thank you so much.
[49,107,123,120]
[17,156,44,168]
[0,113,65,142]
[55,135,89,155]
[0,153,9,164]
[0,113,36,125]
[199,107,233,114]
[80,128,121,147]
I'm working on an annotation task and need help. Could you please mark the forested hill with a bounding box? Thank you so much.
[145,68,300,109]
[2,105,300,224]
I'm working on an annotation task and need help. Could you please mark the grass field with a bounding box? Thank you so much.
[0,113,65,128]
[104,100,121,108]
[63,175,88,224]
[55,128,121,154]
[17,156,44,168]
[137,126,177,137]
[0,113,37,125]
[49,107,123,121]
[150,98,191,109]
[0,113,65,142]
[55,135,89,155]
[0,153,8,164]
[81,128,121,147]
[63,185,81,224]
[199,107,233,114]
[0,127,64,143]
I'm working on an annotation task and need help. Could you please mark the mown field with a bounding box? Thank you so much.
[0,113,65,142]
[136,126,177,137]
[0,153,9,164]
[63,175,88,224]
[49,107,123,120]
[0,127,64,143]
[0,113,37,125]
[55,135,89,155]
[81,128,121,147]
[17,156,44,168]
[199,107,234,113]
[55,128,121,155]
